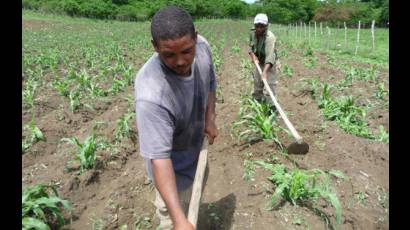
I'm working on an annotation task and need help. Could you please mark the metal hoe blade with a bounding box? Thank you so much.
[287,141,309,155]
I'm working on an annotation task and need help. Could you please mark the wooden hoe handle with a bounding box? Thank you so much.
[187,136,209,227]
[254,61,303,143]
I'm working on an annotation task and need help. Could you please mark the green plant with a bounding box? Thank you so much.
[303,56,317,68]
[68,87,81,112]
[51,77,70,97]
[62,129,98,172]
[22,183,73,230]
[302,77,320,99]
[255,161,342,229]
[356,191,368,205]
[375,83,388,100]
[88,82,107,98]
[304,46,314,57]
[231,96,283,147]
[134,215,152,229]
[318,84,373,139]
[282,64,293,77]
[114,112,135,142]
[22,118,45,153]
[376,125,389,143]
[338,71,354,88]
[90,215,104,230]
[243,160,255,181]
[23,78,38,109]
[231,39,240,53]
[109,78,127,95]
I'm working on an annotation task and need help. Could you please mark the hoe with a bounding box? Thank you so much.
[188,136,208,227]
[254,60,309,155]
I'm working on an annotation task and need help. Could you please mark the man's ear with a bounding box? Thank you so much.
[151,39,159,52]
[194,31,198,42]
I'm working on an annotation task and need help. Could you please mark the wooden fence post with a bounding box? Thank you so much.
[320,22,323,35]
[344,22,347,48]
[304,22,307,42]
[355,21,361,55]
[314,21,317,40]
[371,20,375,51]
[308,21,311,44]
[327,26,331,50]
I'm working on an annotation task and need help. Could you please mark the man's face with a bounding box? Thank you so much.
[153,33,197,76]
[255,23,267,37]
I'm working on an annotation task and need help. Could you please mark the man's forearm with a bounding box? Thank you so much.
[152,159,186,224]
[263,63,272,73]
[206,91,216,122]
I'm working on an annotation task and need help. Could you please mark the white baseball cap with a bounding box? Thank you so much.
[254,13,268,25]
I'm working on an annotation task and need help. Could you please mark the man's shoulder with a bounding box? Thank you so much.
[135,55,168,103]
[196,34,211,49]
[267,30,276,39]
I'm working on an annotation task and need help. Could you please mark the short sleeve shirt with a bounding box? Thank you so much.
[134,35,216,190]
[249,29,277,65]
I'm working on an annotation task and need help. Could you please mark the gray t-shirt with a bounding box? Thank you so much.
[135,35,216,190]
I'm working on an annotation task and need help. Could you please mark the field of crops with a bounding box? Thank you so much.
[22,10,389,230]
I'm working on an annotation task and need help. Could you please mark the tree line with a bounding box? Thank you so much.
[22,0,389,26]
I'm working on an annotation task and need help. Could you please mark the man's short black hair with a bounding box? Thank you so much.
[151,6,195,45]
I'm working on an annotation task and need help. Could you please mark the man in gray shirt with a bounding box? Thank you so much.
[134,6,218,229]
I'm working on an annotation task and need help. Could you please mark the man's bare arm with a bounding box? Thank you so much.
[152,159,194,229]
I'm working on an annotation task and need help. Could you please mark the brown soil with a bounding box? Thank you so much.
[22,19,389,230]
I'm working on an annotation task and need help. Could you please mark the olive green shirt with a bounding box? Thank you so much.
[249,29,277,65]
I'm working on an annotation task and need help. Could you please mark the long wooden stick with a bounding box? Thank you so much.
[187,136,209,227]
[254,61,303,143]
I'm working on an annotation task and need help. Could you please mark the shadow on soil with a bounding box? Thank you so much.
[197,193,236,230]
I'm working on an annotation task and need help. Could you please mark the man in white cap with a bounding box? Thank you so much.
[248,13,278,111]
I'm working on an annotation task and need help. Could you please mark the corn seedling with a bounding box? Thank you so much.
[282,64,293,77]
[301,77,320,99]
[134,215,152,230]
[338,71,354,88]
[376,125,389,143]
[77,69,92,90]
[51,77,70,97]
[231,95,284,147]
[114,112,135,142]
[231,39,241,53]
[304,46,314,57]
[318,84,373,139]
[109,78,126,95]
[88,82,107,98]
[62,129,98,172]
[375,83,388,100]
[22,183,73,230]
[22,118,45,153]
[23,78,38,109]
[355,191,368,205]
[68,88,81,112]
[303,56,317,68]
[90,215,104,230]
[255,161,342,229]
[243,160,256,181]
